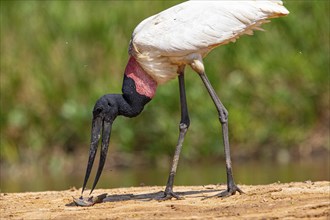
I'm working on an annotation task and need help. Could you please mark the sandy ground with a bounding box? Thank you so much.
[0,181,329,219]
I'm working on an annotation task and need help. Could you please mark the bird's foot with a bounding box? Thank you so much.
[158,190,184,201]
[203,184,244,200]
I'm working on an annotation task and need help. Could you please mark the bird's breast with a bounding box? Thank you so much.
[129,41,181,84]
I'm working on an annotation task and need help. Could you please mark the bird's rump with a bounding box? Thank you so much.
[129,0,289,84]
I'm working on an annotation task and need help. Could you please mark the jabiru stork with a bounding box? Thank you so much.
[81,0,289,200]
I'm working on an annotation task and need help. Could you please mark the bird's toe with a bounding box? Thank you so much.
[203,185,244,200]
[157,191,184,201]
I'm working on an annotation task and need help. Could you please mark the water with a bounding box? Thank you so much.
[1,158,329,193]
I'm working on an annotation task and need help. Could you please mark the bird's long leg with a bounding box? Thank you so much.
[160,66,190,201]
[199,71,244,198]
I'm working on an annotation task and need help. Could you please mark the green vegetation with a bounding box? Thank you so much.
[1,1,329,171]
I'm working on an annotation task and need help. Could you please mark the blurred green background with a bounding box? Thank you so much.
[1,1,329,193]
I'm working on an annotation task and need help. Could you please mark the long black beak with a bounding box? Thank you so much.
[81,116,112,195]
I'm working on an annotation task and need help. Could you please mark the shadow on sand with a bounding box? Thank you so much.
[66,188,222,207]
[104,188,221,202]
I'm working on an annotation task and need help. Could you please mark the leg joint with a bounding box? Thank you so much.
[218,115,228,124]
[218,107,229,124]
[179,121,190,131]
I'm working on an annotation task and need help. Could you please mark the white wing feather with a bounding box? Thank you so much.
[130,0,289,84]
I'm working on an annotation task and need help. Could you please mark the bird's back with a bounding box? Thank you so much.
[129,0,289,84]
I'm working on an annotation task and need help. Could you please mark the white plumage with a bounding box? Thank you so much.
[129,0,289,84]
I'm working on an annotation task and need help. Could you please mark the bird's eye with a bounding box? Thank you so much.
[93,107,102,116]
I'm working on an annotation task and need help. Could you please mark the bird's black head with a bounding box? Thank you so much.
[81,74,153,195]
[93,94,120,122]
[81,94,121,195]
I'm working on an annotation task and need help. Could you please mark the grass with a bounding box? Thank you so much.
[1,1,329,170]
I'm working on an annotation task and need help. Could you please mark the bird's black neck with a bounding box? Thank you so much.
[118,75,152,117]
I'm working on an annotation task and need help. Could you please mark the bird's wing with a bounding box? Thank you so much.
[131,0,289,58]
